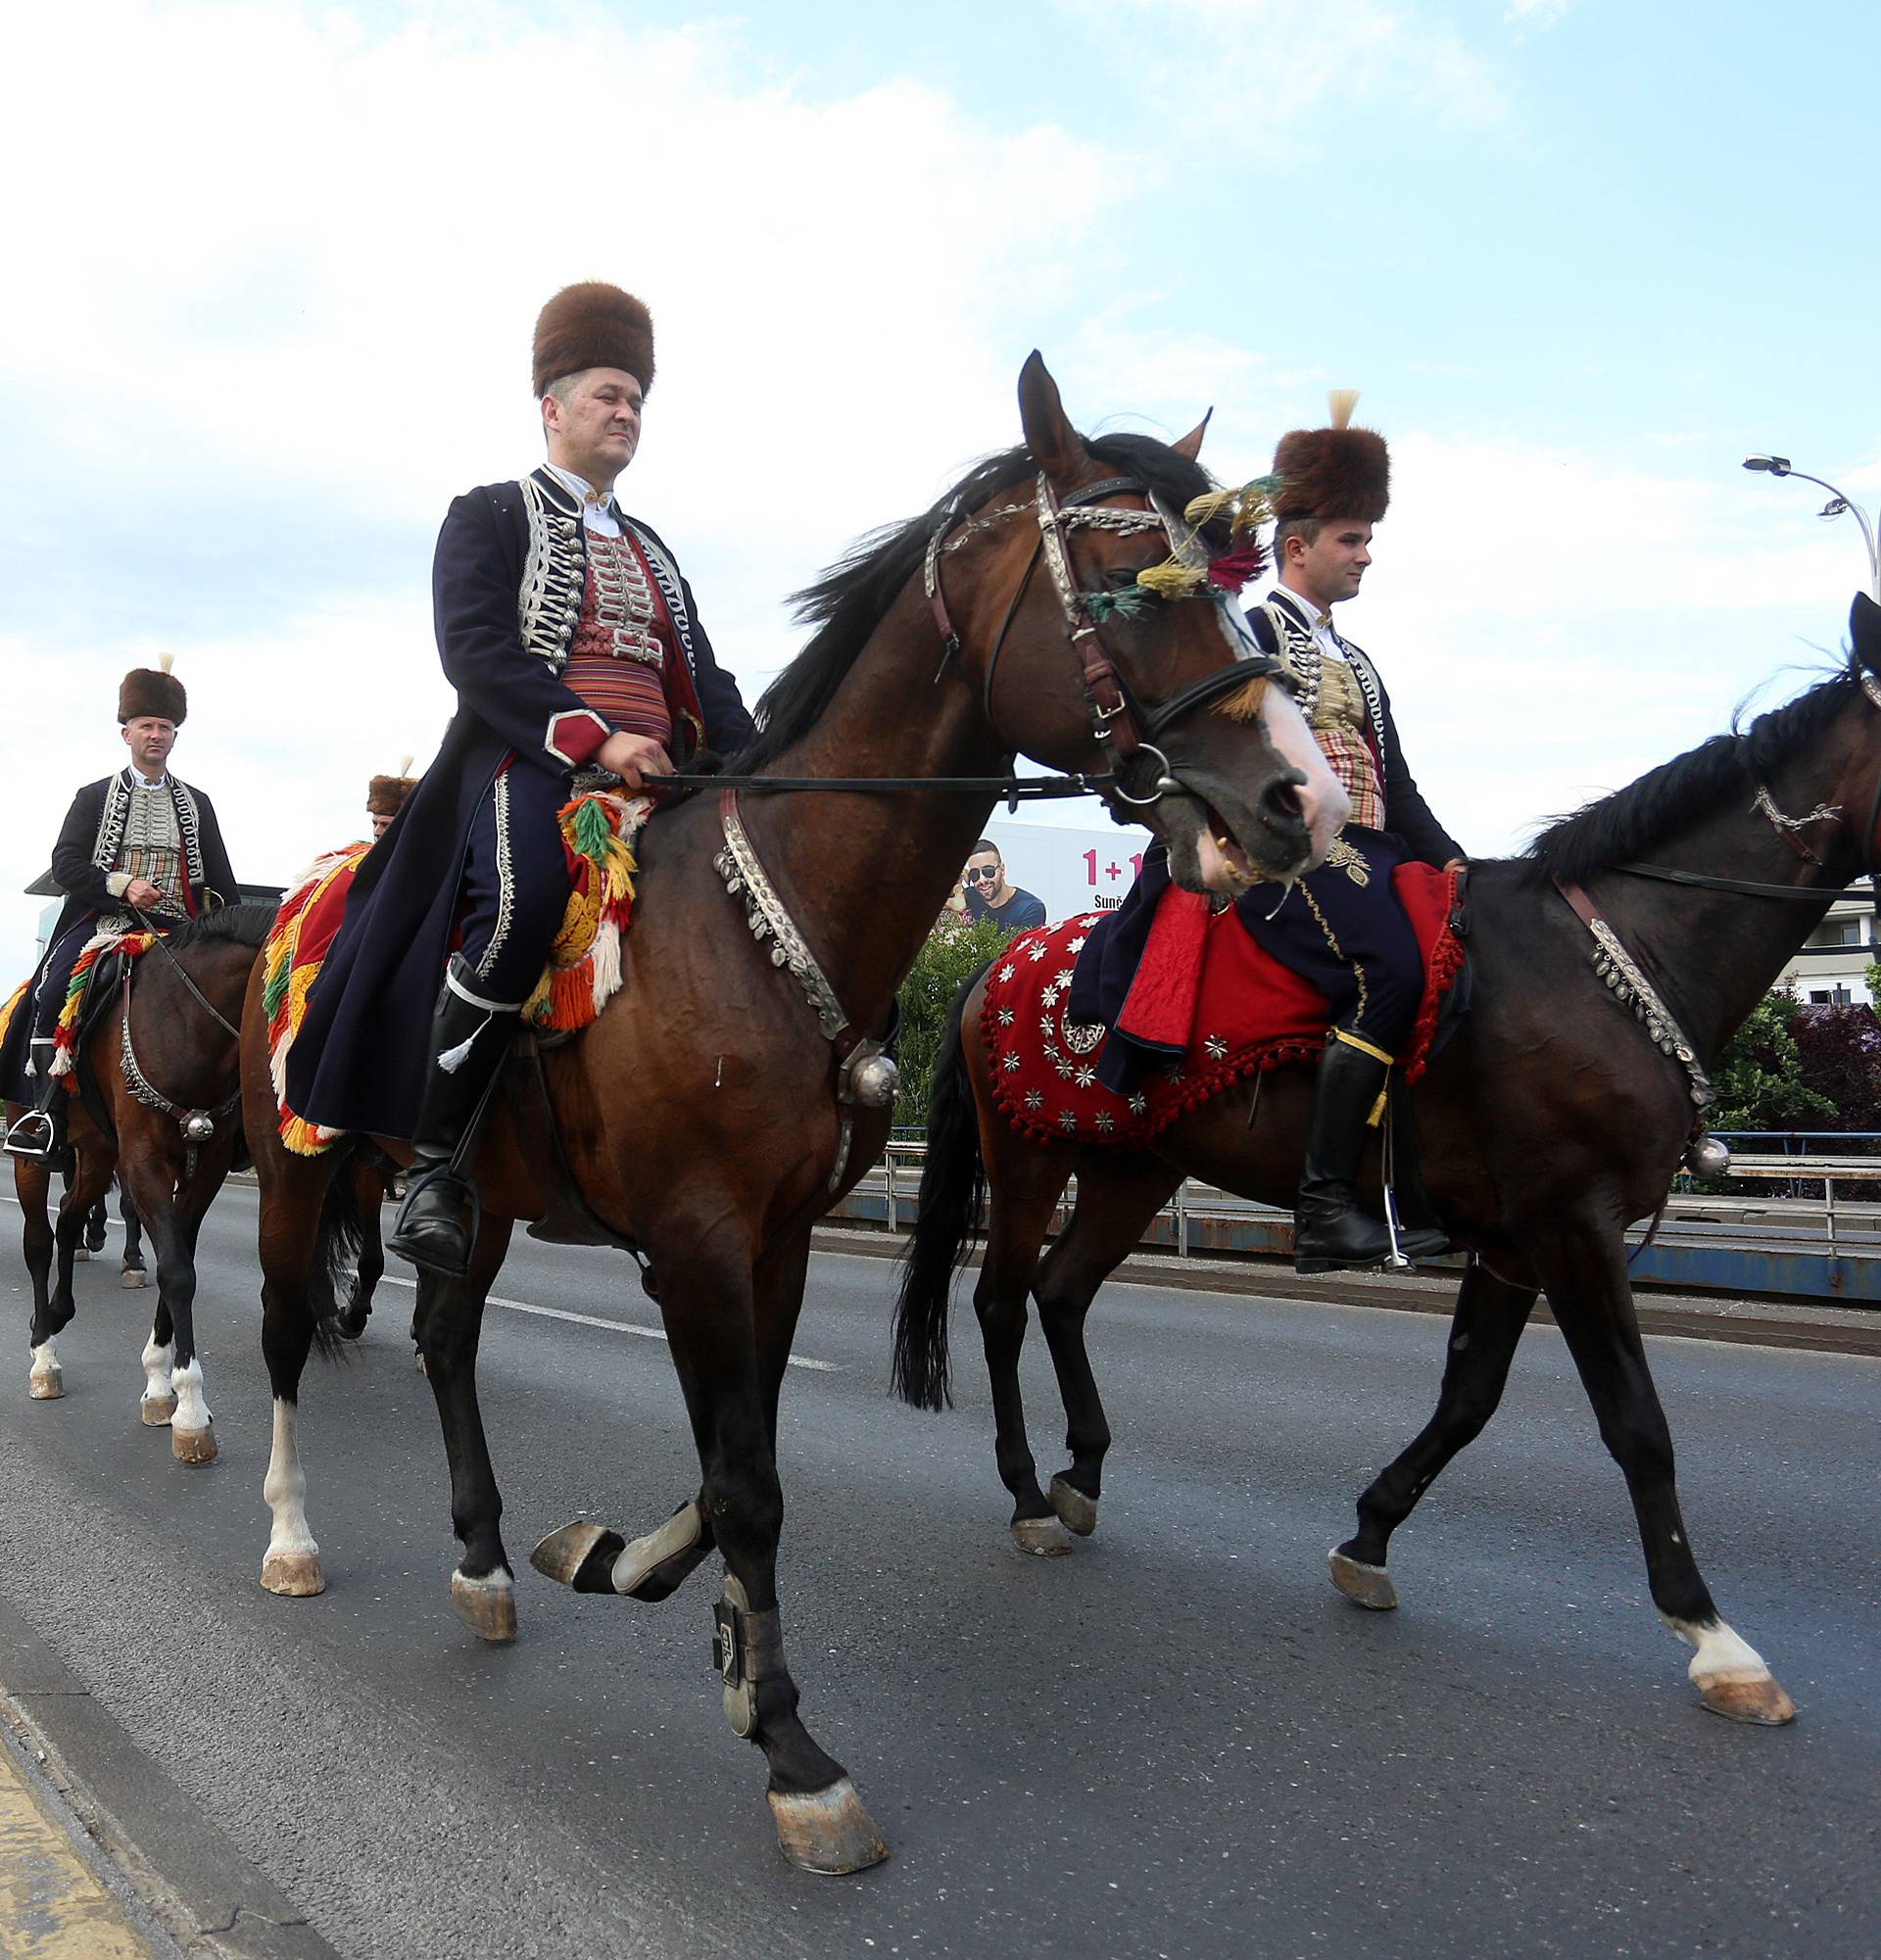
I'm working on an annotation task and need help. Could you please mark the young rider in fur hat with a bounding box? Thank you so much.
[3,659,237,1159]
[284,282,755,1275]
[366,759,418,840]
[1243,393,1465,1272]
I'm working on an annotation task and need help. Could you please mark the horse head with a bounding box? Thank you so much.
[937,353,1344,894]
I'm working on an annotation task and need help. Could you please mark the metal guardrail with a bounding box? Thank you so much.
[849,1133,1881,1301]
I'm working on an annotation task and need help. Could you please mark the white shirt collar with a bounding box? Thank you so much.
[545,463,623,536]
[127,767,169,789]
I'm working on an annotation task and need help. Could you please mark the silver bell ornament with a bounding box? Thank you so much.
[1684,1132,1730,1178]
[848,1054,900,1109]
[182,1112,217,1143]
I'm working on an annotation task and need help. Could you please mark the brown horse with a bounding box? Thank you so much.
[893,594,1881,1734]
[8,905,271,1458]
[240,355,1343,1873]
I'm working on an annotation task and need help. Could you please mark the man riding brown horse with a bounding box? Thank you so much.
[282,282,754,1276]
[2,659,236,1162]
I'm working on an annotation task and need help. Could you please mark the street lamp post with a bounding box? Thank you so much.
[1743,454,1881,601]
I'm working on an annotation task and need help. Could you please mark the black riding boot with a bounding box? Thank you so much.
[386,969,514,1278]
[1293,1034,1449,1275]
[4,1039,66,1161]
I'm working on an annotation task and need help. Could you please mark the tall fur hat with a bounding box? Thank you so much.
[118,652,186,725]
[1271,390,1390,524]
[366,754,417,818]
[531,282,654,398]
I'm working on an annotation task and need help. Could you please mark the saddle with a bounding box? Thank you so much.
[984,864,1473,1153]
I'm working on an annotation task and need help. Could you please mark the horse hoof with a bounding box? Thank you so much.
[171,1424,217,1465]
[451,1568,517,1643]
[261,1551,326,1598]
[28,1368,64,1401]
[1699,1675,1796,1726]
[1048,1474,1098,1537]
[768,1777,889,1875]
[140,1395,176,1426]
[1011,1515,1074,1556]
[1328,1549,1397,1610]
[120,1267,147,1290]
[72,1247,90,1263]
[530,1521,626,1594]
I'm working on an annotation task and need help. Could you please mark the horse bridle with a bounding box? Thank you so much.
[924,471,1278,808]
[1616,667,1881,909]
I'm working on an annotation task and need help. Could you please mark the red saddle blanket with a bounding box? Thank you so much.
[982,864,1466,1149]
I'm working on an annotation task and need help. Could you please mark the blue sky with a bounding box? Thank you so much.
[1,0,1876,977]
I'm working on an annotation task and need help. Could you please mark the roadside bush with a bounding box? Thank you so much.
[1707,990,1836,1134]
[893,919,1011,1127]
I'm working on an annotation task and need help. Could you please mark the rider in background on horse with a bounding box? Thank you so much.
[2,660,236,1162]
[366,760,418,840]
[283,281,754,1276]
[1242,393,1466,1272]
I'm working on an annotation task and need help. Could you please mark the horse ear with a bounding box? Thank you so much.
[1018,352,1084,483]
[1852,591,1881,669]
[1171,409,1213,462]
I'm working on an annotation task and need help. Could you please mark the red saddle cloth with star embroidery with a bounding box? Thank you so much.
[983,865,1466,1148]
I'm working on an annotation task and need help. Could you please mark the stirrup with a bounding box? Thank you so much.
[3,1112,57,1160]
[387,1164,481,1278]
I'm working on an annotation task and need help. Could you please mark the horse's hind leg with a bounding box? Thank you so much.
[972,1131,1076,1555]
[335,1165,385,1341]
[414,1216,519,1642]
[1331,1260,1537,1610]
[1031,1154,1182,1543]
[1537,1225,1794,1726]
[17,1155,58,1387]
[120,1183,147,1288]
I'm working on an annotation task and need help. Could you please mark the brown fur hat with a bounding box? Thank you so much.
[119,655,186,725]
[531,282,654,398]
[366,775,417,818]
[1271,391,1390,524]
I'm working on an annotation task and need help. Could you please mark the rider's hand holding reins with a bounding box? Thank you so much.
[124,877,165,910]
[597,731,673,791]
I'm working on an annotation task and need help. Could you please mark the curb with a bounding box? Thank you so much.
[810,1225,1881,1360]
[0,1595,341,1960]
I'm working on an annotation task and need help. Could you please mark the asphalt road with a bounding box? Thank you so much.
[0,1187,1874,1959]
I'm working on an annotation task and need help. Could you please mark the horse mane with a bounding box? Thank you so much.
[732,432,1217,772]
[163,901,277,952]
[1526,654,1860,883]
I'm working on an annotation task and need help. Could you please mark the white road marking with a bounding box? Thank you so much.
[376,1275,842,1372]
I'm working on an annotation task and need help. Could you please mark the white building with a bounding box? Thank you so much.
[1777,892,1875,1006]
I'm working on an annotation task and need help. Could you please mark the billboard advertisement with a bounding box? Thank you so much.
[974,815,1156,926]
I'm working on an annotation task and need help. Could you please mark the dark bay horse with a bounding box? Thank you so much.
[240,355,1343,1873]
[893,593,1881,1733]
[8,905,271,1459]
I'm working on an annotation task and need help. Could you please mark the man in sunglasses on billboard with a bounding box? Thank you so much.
[961,840,1046,933]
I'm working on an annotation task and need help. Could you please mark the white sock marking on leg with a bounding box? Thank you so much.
[263,1399,318,1562]
[170,1357,212,1432]
[141,1336,174,1405]
[1664,1613,1770,1686]
[28,1338,59,1379]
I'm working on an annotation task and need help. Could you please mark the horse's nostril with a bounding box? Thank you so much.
[1264,782,1305,826]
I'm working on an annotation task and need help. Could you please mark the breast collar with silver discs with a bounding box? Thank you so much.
[712,788,897,1190]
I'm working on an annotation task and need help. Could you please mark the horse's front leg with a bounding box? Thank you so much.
[667,1229,887,1874]
[1330,1258,1538,1610]
[16,1155,60,1393]
[121,1148,217,1463]
[1536,1224,1795,1726]
[33,1145,113,1400]
[414,1213,518,1642]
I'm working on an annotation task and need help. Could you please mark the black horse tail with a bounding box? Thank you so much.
[309,1146,365,1362]
[891,970,990,1412]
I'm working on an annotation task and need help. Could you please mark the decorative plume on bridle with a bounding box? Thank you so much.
[1082,473,1283,620]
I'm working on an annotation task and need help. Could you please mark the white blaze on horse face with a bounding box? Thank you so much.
[1259,682,1348,868]
[170,1357,211,1433]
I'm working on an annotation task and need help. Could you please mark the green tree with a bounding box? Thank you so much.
[1708,988,1837,1133]
[892,919,1012,1127]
